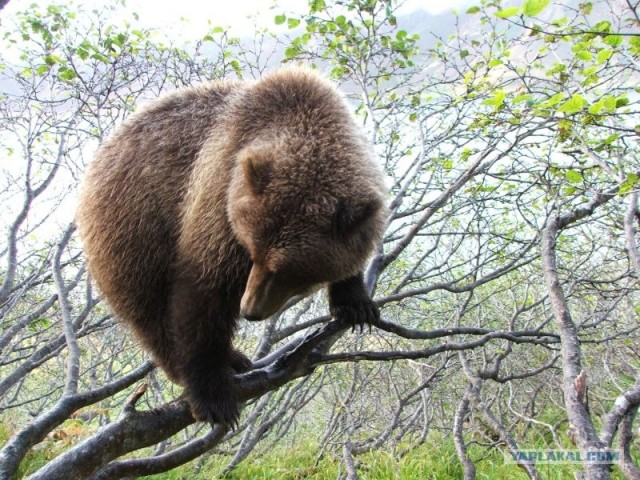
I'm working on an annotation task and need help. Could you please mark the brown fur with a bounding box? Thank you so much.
[76,68,387,427]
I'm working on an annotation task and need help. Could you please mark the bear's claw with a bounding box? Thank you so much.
[330,297,380,332]
[184,364,242,430]
[187,384,240,429]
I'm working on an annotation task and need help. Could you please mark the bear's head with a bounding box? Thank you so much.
[228,139,387,321]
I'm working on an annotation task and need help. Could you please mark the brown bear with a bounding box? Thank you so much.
[76,68,387,427]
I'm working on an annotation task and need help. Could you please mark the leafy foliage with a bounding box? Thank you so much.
[1,0,639,478]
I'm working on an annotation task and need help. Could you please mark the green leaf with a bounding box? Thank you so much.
[565,169,583,183]
[44,54,60,65]
[538,92,565,108]
[602,133,620,145]
[309,0,326,13]
[603,95,616,111]
[467,6,481,13]
[603,34,622,46]
[483,90,506,110]
[29,317,51,331]
[594,21,611,32]
[597,49,612,63]
[619,174,638,195]
[546,62,566,76]
[615,97,629,108]
[551,16,569,27]
[113,33,126,47]
[58,66,76,80]
[588,100,605,115]
[558,94,587,114]
[329,66,345,79]
[284,46,298,58]
[513,93,533,104]
[580,2,593,14]
[589,95,616,115]
[91,52,110,64]
[274,14,286,25]
[76,47,89,60]
[495,6,520,18]
[287,18,300,29]
[463,71,474,84]
[522,0,549,16]
[576,50,592,61]
[385,1,397,25]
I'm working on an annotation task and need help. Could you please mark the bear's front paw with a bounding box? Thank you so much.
[186,373,240,429]
[330,297,380,332]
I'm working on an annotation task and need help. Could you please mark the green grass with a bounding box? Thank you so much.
[2,420,635,479]
[144,437,608,480]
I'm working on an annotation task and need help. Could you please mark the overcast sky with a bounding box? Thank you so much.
[1,0,475,41]
[84,0,473,37]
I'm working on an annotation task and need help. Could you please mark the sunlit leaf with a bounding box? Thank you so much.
[558,94,587,114]
[288,18,300,29]
[565,170,582,183]
[483,90,506,110]
[603,34,622,46]
[597,49,612,63]
[495,7,520,18]
[522,0,549,16]
[576,50,592,61]
[513,93,533,104]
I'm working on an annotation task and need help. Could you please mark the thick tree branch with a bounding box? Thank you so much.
[540,190,617,479]
[616,405,640,479]
[624,191,640,277]
[0,361,154,479]
[25,321,348,480]
[52,224,80,396]
[600,383,640,446]
[453,390,475,480]
[89,426,227,480]
[460,353,539,480]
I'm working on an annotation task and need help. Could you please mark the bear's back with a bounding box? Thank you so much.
[76,80,245,331]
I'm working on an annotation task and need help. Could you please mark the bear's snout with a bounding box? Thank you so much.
[241,264,290,321]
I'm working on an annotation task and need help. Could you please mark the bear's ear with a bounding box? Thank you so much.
[240,148,273,195]
[332,198,380,237]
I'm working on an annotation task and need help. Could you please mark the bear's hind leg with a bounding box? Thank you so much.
[181,345,240,428]
[168,274,242,429]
